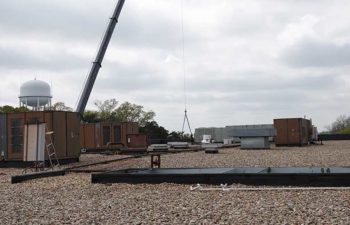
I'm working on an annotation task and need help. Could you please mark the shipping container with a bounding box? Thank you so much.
[274,118,311,146]
[80,122,139,150]
[2,111,80,163]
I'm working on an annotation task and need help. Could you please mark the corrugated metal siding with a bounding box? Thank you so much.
[25,111,45,123]
[95,123,101,148]
[66,112,80,158]
[113,124,122,143]
[0,114,7,157]
[52,112,67,158]
[79,125,85,148]
[83,124,96,149]
[274,119,288,145]
[80,122,140,149]
[101,124,111,146]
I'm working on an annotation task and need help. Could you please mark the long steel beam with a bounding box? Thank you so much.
[91,167,350,186]
[11,169,66,184]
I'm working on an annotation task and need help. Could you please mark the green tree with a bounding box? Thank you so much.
[168,131,193,141]
[139,121,169,139]
[94,98,118,121]
[114,102,155,126]
[52,102,73,111]
[83,110,100,123]
[0,105,29,113]
[327,115,350,133]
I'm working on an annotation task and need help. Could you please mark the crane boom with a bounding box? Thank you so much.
[76,0,125,115]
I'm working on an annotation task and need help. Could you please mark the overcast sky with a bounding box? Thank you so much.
[1,0,350,132]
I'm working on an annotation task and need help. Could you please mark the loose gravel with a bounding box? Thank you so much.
[1,140,350,224]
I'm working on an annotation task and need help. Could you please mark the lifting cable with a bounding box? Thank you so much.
[180,0,193,137]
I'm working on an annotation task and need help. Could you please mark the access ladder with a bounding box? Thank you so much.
[45,130,60,169]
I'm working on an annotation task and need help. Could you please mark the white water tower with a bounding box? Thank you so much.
[19,79,52,110]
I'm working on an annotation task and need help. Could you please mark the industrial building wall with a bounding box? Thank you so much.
[195,124,274,143]
[194,127,224,143]
[0,114,7,158]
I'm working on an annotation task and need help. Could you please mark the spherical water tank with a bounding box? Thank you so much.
[19,79,52,107]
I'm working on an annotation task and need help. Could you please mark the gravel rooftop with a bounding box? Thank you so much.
[1,140,350,224]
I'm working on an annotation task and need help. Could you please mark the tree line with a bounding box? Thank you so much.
[325,115,350,134]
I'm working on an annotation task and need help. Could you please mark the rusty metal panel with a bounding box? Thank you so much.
[83,124,96,149]
[80,125,85,149]
[112,124,122,143]
[130,122,138,134]
[44,112,53,132]
[127,134,148,148]
[44,112,53,160]
[287,118,301,145]
[25,111,45,124]
[274,119,287,145]
[126,122,133,134]
[52,112,67,158]
[66,112,80,158]
[121,122,128,145]
[7,113,25,160]
[95,123,101,148]
[0,114,7,158]
[101,123,111,147]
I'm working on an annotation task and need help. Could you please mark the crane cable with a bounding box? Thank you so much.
[181,0,187,111]
[180,0,193,137]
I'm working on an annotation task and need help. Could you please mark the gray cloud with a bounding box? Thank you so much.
[281,39,350,67]
[93,62,165,91]
[0,46,87,71]
[0,0,109,41]
[187,72,340,93]
[1,0,350,132]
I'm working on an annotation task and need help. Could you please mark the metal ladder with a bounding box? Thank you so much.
[45,130,60,169]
